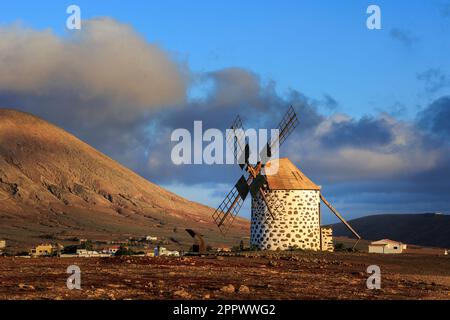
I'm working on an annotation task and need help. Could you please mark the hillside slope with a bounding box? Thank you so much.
[0,109,248,251]
[331,213,450,248]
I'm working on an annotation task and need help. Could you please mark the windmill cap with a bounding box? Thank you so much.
[265,158,321,190]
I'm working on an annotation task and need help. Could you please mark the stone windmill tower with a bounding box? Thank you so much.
[252,158,328,251]
[212,107,361,251]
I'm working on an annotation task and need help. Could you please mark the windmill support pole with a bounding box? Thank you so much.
[320,194,361,243]
[259,189,275,220]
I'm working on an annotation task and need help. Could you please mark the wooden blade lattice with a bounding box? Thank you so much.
[274,106,299,148]
[226,115,246,166]
[212,184,245,234]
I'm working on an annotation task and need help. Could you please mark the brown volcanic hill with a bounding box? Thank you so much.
[0,109,248,251]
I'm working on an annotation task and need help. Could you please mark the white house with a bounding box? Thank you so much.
[154,246,180,257]
[76,249,109,257]
[368,239,407,254]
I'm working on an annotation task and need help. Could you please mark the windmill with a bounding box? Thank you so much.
[212,106,361,251]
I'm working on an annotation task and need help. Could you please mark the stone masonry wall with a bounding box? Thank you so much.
[251,190,321,251]
[320,227,334,252]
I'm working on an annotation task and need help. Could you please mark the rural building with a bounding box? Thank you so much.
[0,240,6,254]
[76,249,95,256]
[102,246,120,255]
[154,246,180,257]
[251,158,334,252]
[76,249,110,257]
[30,244,56,257]
[146,235,158,241]
[368,239,407,254]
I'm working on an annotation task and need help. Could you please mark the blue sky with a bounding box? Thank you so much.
[1,1,450,223]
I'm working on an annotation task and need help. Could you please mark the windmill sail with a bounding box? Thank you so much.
[212,176,249,234]
[273,105,299,148]
[213,173,285,234]
[226,115,246,168]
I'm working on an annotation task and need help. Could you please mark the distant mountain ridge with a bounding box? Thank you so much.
[331,213,450,248]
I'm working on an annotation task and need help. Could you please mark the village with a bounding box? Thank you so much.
[0,235,448,259]
[0,231,237,259]
[0,236,178,258]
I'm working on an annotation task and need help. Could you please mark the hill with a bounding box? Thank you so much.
[0,109,248,251]
[331,213,450,248]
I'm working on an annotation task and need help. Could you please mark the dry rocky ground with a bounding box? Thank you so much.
[0,251,449,300]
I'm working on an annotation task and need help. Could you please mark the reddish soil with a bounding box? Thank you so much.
[0,251,449,300]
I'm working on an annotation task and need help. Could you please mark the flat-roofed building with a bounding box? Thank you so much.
[369,239,407,254]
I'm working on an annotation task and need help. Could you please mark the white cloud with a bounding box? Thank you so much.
[0,18,187,119]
